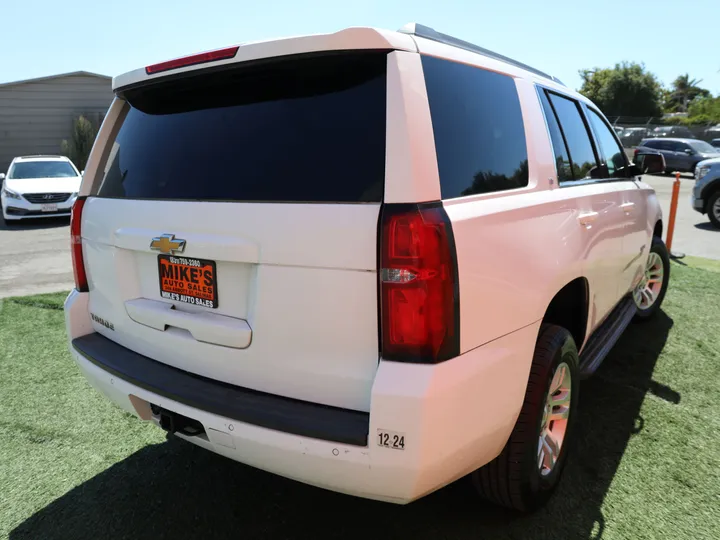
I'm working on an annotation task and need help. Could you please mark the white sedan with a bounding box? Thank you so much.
[1,155,81,223]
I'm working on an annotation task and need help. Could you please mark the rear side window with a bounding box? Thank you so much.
[95,53,388,203]
[422,56,529,199]
[586,108,627,177]
[546,92,599,181]
[538,91,573,182]
[642,140,659,149]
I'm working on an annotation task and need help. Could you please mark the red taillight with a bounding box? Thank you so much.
[379,203,460,363]
[633,148,639,160]
[145,46,239,75]
[71,197,88,292]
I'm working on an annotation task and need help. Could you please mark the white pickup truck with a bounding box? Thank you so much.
[64,23,669,511]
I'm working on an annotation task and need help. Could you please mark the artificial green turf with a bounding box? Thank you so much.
[1,264,719,540]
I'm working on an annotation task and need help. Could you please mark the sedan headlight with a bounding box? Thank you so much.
[696,166,711,180]
[1,187,21,200]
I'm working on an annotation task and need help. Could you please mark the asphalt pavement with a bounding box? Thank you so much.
[641,173,720,260]
[0,216,73,298]
[0,175,717,298]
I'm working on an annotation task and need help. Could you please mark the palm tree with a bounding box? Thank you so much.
[672,74,705,112]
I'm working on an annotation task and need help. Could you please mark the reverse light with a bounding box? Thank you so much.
[70,197,88,292]
[145,46,240,75]
[379,203,460,363]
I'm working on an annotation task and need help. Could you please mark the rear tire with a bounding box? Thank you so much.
[707,191,720,229]
[633,236,670,322]
[471,324,579,512]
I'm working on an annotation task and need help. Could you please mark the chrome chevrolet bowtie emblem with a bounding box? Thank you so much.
[150,233,186,255]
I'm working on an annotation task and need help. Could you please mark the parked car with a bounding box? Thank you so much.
[620,127,649,147]
[1,155,81,223]
[710,138,720,149]
[635,138,720,173]
[64,23,669,512]
[614,126,625,136]
[651,125,695,139]
[704,124,720,139]
[692,158,720,228]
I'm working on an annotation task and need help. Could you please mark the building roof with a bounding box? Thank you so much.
[0,71,111,89]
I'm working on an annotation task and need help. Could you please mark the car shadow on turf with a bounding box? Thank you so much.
[10,312,675,540]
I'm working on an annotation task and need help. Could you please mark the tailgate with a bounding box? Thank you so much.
[81,52,388,411]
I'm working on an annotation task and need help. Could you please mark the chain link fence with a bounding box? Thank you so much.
[606,116,720,148]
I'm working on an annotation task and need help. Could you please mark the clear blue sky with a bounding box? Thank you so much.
[2,0,718,94]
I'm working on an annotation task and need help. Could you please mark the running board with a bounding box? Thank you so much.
[579,297,637,378]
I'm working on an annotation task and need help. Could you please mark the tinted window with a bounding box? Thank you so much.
[422,56,528,198]
[96,53,387,202]
[665,141,682,151]
[548,93,598,180]
[642,139,660,149]
[538,90,572,182]
[8,161,77,179]
[587,108,627,177]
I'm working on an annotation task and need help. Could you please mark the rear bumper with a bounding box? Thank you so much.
[65,289,538,503]
[72,332,369,446]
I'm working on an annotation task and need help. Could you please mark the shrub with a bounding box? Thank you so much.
[60,115,98,171]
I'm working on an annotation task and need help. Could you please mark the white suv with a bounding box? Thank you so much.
[64,23,670,511]
[1,155,81,222]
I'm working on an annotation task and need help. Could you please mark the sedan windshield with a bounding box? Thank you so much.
[688,140,717,153]
[8,161,77,179]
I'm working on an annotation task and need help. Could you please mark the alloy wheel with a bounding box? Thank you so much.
[633,252,664,310]
[538,362,571,476]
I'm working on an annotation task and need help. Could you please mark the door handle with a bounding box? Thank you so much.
[578,211,599,226]
[125,298,252,349]
[620,202,635,214]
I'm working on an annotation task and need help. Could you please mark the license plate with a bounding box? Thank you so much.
[40,204,57,212]
[157,255,218,309]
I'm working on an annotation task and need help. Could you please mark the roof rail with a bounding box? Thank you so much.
[398,23,565,87]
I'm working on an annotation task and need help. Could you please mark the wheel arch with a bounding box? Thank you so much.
[540,277,589,350]
[702,178,720,213]
[653,219,663,239]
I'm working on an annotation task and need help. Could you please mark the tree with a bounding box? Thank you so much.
[670,74,709,112]
[579,62,663,118]
[60,115,98,171]
[688,96,720,124]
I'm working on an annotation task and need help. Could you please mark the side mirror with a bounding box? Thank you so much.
[80,170,84,176]
[632,152,665,175]
[684,148,695,155]
[0,173,5,181]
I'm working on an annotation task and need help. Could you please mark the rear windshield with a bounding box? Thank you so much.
[96,53,388,203]
[9,161,77,179]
